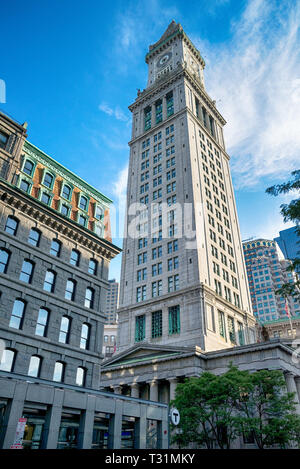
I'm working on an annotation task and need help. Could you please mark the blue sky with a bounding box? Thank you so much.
[1,0,300,280]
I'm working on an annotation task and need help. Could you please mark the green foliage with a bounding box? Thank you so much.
[171,365,300,449]
[266,170,300,301]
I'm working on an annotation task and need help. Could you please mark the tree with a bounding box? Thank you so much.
[171,366,300,449]
[266,170,300,301]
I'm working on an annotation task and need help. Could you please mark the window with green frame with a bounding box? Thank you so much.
[238,322,245,345]
[41,191,52,206]
[22,159,35,177]
[168,305,180,335]
[227,316,236,343]
[20,179,31,194]
[155,100,162,123]
[144,106,151,131]
[42,171,55,189]
[151,310,162,338]
[218,311,226,339]
[135,315,145,342]
[166,92,174,117]
[61,184,72,201]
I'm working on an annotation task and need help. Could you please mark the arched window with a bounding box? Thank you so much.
[65,279,76,301]
[84,288,94,309]
[53,361,64,382]
[59,316,71,343]
[43,270,56,293]
[88,259,97,275]
[70,249,80,267]
[35,308,49,337]
[28,355,41,377]
[79,195,88,211]
[50,239,61,257]
[19,259,34,283]
[9,299,26,329]
[28,228,41,247]
[0,348,16,372]
[76,367,86,387]
[5,216,19,236]
[80,323,90,350]
[23,159,34,176]
[43,172,54,188]
[0,248,10,273]
[62,184,71,200]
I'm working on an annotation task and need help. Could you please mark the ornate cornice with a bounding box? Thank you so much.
[0,180,121,259]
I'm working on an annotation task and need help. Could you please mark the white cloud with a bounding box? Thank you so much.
[109,165,129,241]
[99,102,129,122]
[193,0,300,188]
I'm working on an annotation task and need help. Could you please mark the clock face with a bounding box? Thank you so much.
[157,52,172,69]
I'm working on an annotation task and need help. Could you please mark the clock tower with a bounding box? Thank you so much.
[118,21,256,352]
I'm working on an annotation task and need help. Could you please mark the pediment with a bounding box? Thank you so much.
[101,343,195,369]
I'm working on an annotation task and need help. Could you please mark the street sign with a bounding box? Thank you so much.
[10,417,27,449]
[170,407,180,426]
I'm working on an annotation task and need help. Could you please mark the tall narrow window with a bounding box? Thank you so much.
[70,249,80,266]
[28,355,41,378]
[0,349,16,372]
[135,315,145,342]
[28,228,41,247]
[9,299,26,329]
[94,205,104,221]
[209,116,215,137]
[53,361,64,382]
[155,100,162,123]
[62,184,71,200]
[88,259,97,275]
[238,322,245,345]
[169,305,180,335]
[144,106,151,131]
[0,248,10,273]
[0,131,9,149]
[79,195,88,211]
[43,172,54,188]
[202,107,207,127]
[5,216,18,236]
[59,316,71,343]
[151,310,162,338]
[50,239,61,257]
[43,270,56,293]
[20,179,30,193]
[85,288,94,309]
[166,92,174,117]
[35,308,49,337]
[19,260,34,283]
[80,323,90,350]
[65,279,76,301]
[218,311,226,339]
[76,367,86,387]
[23,159,34,176]
[228,316,236,343]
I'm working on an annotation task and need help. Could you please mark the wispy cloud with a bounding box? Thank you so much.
[194,0,300,188]
[99,102,129,122]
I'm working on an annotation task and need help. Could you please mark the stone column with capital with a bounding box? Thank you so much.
[131,382,140,399]
[149,380,159,402]
[169,378,178,402]
[285,372,300,415]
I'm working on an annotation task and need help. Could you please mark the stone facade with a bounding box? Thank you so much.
[0,111,168,449]
[118,21,256,354]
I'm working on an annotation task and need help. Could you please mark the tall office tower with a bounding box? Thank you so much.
[105,279,120,323]
[275,226,300,264]
[243,238,300,323]
[118,21,256,352]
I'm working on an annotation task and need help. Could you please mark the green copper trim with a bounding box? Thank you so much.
[23,140,113,206]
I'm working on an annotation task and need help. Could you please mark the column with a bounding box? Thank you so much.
[108,400,122,449]
[1,381,27,449]
[285,372,300,414]
[169,378,178,402]
[149,380,158,402]
[160,407,169,449]
[42,388,64,449]
[295,377,300,406]
[131,382,140,399]
[78,395,96,449]
[134,405,147,449]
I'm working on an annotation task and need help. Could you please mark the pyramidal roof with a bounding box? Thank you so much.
[149,20,182,51]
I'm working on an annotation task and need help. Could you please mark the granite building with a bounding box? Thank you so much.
[117,21,256,353]
[105,279,119,324]
[0,111,168,449]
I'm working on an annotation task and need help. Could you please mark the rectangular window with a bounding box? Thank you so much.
[0,131,9,149]
[238,322,245,345]
[166,92,174,117]
[218,311,226,339]
[152,310,162,338]
[144,106,151,131]
[135,315,145,342]
[169,305,180,335]
[206,304,215,332]
[228,316,236,343]
[155,100,162,123]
